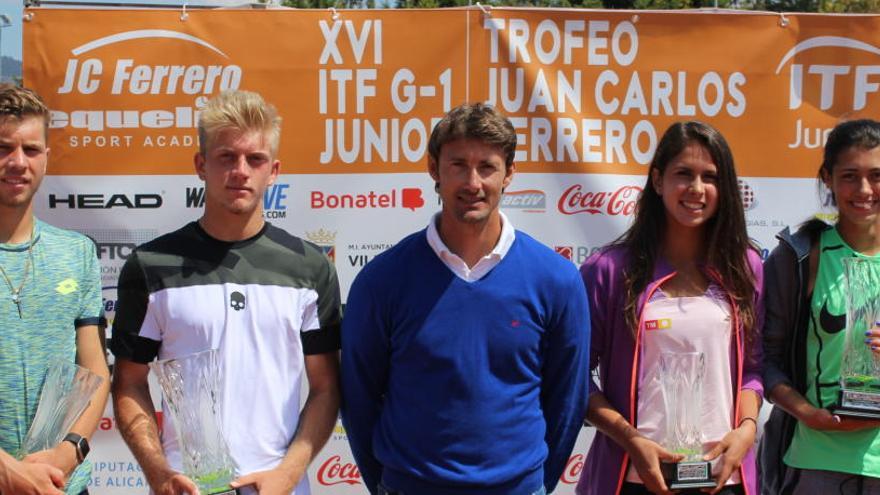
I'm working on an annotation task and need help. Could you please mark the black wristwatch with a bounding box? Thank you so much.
[63,433,90,464]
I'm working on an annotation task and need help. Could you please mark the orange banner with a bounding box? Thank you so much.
[23,8,880,177]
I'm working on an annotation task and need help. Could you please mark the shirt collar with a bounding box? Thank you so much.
[426,211,516,261]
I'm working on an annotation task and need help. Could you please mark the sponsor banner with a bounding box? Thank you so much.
[22,7,872,495]
[24,9,880,177]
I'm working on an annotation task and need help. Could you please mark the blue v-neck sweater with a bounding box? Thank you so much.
[341,229,591,495]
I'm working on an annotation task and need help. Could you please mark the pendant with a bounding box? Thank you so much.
[11,291,21,318]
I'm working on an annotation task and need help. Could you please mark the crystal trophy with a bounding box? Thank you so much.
[150,349,238,495]
[658,351,715,490]
[18,360,103,458]
[834,257,880,418]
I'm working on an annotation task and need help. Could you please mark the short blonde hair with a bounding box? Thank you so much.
[198,90,282,156]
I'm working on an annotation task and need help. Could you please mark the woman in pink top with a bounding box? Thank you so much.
[577,121,764,495]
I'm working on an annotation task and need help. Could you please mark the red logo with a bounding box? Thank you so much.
[558,185,641,216]
[317,455,362,486]
[511,320,521,327]
[560,454,584,485]
[401,187,425,211]
[555,246,573,260]
[310,188,425,211]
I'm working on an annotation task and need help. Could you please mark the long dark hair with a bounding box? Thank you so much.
[614,121,757,342]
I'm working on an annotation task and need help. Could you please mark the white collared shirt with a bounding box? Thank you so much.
[426,211,516,282]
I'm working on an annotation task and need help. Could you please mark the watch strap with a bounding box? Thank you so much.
[62,433,89,463]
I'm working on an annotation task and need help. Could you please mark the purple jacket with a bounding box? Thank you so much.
[575,246,764,495]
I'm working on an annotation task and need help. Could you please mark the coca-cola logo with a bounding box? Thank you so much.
[558,185,642,216]
[560,453,584,484]
[317,455,362,486]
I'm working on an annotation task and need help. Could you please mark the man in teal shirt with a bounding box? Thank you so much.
[0,84,109,494]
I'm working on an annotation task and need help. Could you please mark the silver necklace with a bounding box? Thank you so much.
[0,223,36,319]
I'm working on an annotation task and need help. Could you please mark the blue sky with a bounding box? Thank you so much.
[0,0,22,61]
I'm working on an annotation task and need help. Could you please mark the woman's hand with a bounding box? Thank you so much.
[624,436,684,495]
[801,406,880,432]
[701,419,756,493]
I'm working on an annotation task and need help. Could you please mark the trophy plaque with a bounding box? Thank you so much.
[150,349,238,495]
[658,351,716,490]
[834,257,880,419]
[19,360,103,458]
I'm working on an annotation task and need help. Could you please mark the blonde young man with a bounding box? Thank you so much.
[0,84,110,495]
[111,90,342,495]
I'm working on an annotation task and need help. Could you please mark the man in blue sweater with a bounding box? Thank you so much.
[341,103,591,495]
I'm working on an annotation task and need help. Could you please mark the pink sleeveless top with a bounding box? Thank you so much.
[625,283,740,484]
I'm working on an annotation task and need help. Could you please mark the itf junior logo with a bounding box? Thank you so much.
[776,36,880,149]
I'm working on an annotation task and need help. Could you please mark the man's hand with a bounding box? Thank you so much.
[22,441,79,480]
[0,456,65,495]
[624,436,683,495]
[152,469,201,495]
[231,467,300,495]
[702,421,755,493]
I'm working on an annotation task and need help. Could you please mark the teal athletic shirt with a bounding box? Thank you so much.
[785,226,880,477]
[0,219,104,494]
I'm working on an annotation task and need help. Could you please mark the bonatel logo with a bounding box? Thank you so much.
[557,185,641,216]
[311,188,425,211]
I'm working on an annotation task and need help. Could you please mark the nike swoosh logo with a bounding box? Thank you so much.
[820,301,846,334]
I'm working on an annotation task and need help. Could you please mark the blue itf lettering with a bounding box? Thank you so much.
[264,184,289,210]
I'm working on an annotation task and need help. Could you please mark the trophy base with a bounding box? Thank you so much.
[833,388,880,419]
[661,461,716,491]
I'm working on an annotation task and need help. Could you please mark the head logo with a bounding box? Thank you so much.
[738,180,757,211]
[317,455,361,486]
[558,185,641,216]
[311,188,425,211]
[502,189,546,212]
[306,229,337,263]
[776,36,880,113]
[49,193,163,209]
[230,291,246,311]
